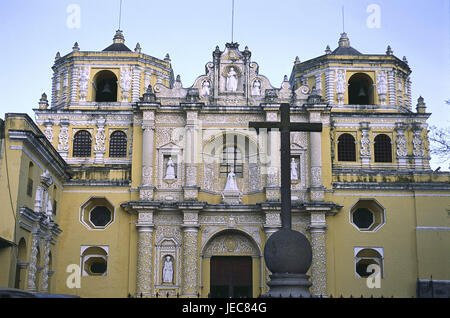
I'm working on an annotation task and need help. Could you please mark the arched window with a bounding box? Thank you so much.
[337,133,356,161]
[348,73,374,105]
[27,162,34,197]
[93,70,118,102]
[374,134,392,163]
[109,131,127,158]
[73,130,92,157]
[220,146,243,178]
[219,135,248,179]
[81,246,108,276]
[355,248,383,278]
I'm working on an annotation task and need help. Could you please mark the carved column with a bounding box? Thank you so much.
[70,66,78,104]
[309,111,324,202]
[359,122,371,167]
[388,70,396,105]
[57,119,70,159]
[183,109,201,201]
[325,69,335,104]
[412,124,425,169]
[136,210,155,296]
[263,108,280,201]
[132,67,142,102]
[40,236,51,293]
[262,205,282,293]
[395,123,408,168]
[27,230,40,292]
[140,110,156,201]
[181,210,200,297]
[308,211,327,296]
[94,117,106,164]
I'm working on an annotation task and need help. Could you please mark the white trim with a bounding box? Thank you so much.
[63,190,129,193]
[335,193,450,197]
[416,227,450,231]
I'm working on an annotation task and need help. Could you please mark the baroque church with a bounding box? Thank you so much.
[0,29,449,298]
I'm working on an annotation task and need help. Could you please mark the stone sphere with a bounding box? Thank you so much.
[264,228,312,274]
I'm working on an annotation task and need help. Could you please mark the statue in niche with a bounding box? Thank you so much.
[201,80,210,96]
[165,157,176,180]
[223,166,239,192]
[252,79,261,96]
[162,255,174,284]
[226,67,238,92]
[291,157,299,180]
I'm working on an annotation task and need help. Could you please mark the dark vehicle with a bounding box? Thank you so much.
[34,293,80,298]
[0,288,37,298]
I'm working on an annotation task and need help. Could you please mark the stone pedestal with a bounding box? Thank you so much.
[221,190,242,204]
[263,273,312,298]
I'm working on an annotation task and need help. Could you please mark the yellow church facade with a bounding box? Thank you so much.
[0,30,449,298]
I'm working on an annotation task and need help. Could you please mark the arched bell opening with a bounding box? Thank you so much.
[93,70,118,102]
[348,73,374,105]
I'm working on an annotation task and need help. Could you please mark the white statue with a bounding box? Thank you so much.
[335,70,346,94]
[201,80,210,96]
[291,158,298,180]
[376,71,388,95]
[162,256,173,283]
[226,67,238,92]
[224,166,239,192]
[165,157,176,179]
[252,79,261,96]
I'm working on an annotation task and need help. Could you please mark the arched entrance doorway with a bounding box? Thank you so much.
[201,229,262,298]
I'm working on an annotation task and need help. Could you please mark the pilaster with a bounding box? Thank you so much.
[307,210,328,297]
[136,210,155,296]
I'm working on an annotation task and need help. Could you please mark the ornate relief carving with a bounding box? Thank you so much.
[182,231,198,295]
[360,129,371,157]
[413,129,425,157]
[44,124,53,143]
[310,167,322,187]
[120,67,132,102]
[57,125,69,152]
[376,70,388,105]
[136,230,153,295]
[78,66,90,103]
[203,232,259,257]
[310,230,327,296]
[396,130,408,157]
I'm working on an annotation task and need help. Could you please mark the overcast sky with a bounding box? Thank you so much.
[0,0,448,167]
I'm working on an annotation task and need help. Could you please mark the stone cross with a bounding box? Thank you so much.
[249,103,322,228]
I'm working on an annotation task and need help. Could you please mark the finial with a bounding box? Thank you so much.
[72,42,80,52]
[325,45,332,55]
[386,45,393,55]
[164,53,171,63]
[113,30,125,44]
[416,96,426,113]
[295,56,300,64]
[134,42,141,53]
[55,52,61,61]
[142,84,156,102]
[176,74,181,82]
[39,93,49,110]
[402,56,408,64]
[284,75,289,82]
[338,32,350,47]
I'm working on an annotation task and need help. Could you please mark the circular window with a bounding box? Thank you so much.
[353,208,374,230]
[90,206,112,227]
